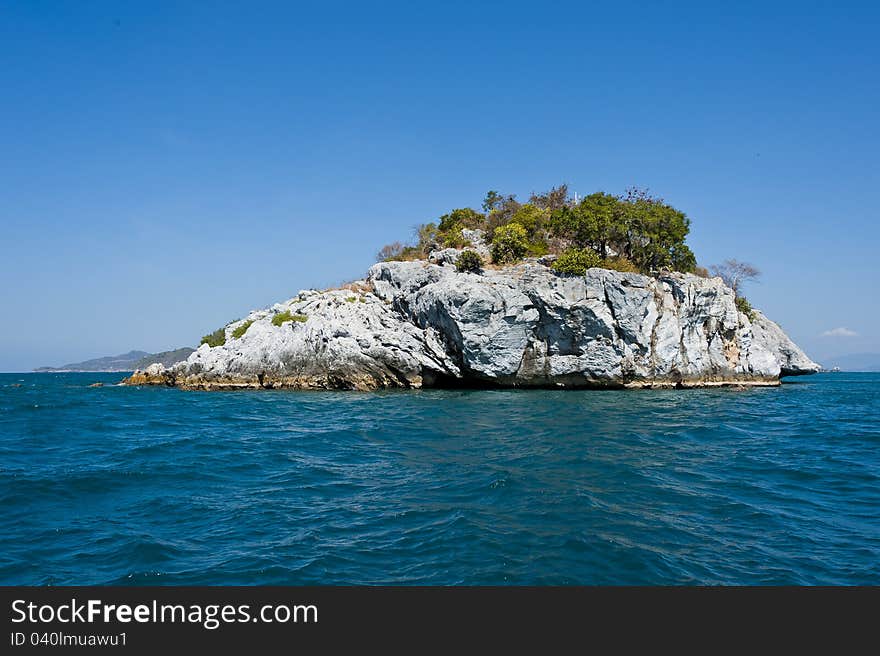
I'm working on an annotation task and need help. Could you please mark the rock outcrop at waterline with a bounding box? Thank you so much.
[124,258,819,390]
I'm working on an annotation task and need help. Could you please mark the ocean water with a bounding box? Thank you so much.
[1,372,878,585]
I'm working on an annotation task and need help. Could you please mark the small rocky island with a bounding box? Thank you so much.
[126,186,818,390]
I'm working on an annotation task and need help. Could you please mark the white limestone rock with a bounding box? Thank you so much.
[127,260,818,390]
[368,261,819,387]
[460,228,491,259]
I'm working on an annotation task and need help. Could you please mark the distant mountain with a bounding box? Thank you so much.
[820,353,880,372]
[132,348,196,370]
[35,348,195,372]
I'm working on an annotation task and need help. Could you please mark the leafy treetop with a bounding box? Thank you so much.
[377,184,700,275]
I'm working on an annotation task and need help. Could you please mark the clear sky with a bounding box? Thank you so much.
[1,1,878,371]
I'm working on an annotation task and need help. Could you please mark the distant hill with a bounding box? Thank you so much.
[132,348,196,369]
[820,353,880,372]
[35,348,195,372]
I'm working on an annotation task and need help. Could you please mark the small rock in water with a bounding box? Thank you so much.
[88,382,104,388]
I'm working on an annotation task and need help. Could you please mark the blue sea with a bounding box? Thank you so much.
[1,372,878,585]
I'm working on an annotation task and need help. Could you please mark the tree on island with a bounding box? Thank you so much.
[529,184,570,212]
[710,259,761,296]
[549,191,620,258]
[377,241,406,262]
[709,259,761,319]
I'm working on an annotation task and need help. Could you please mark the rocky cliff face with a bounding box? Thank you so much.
[125,257,818,390]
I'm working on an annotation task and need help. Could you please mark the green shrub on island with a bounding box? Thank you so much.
[200,327,226,348]
[491,223,529,264]
[602,256,640,273]
[482,191,521,240]
[438,207,484,232]
[551,248,602,275]
[455,250,483,272]
[526,239,550,257]
[231,320,254,339]
[272,310,307,326]
[509,203,549,237]
[551,251,644,276]
[735,296,756,320]
[441,226,470,249]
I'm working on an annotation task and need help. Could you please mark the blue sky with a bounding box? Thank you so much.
[1,1,877,370]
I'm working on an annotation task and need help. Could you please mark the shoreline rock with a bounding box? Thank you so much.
[123,258,819,391]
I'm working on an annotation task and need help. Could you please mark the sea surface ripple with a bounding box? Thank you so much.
[1,372,878,585]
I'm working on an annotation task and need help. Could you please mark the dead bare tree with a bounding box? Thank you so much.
[376,241,405,262]
[530,184,571,211]
[710,259,761,296]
